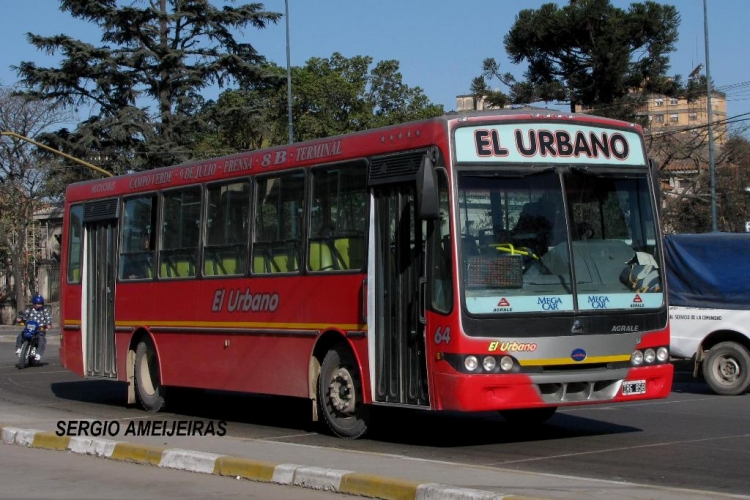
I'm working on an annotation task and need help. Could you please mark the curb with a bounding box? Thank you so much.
[0,425,544,500]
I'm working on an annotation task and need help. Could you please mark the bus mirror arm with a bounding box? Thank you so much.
[418,275,427,324]
[416,154,439,220]
[361,278,368,323]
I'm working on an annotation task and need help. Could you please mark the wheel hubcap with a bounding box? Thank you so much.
[717,356,741,384]
[328,367,355,414]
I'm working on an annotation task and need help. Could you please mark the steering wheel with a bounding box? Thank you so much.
[491,243,539,260]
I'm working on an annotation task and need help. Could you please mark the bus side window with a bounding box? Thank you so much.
[159,187,201,279]
[119,196,156,281]
[308,162,366,272]
[203,181,250,277]
[254,172,304,275]
[431,170,453,313]
[67,204,84,283]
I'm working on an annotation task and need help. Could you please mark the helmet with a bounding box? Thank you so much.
[32,294,44,305]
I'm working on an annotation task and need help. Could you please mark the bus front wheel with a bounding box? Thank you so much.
[318,345,369,439]
[499,406,557,424]
[702,341,750,395]
[135,340,166,412]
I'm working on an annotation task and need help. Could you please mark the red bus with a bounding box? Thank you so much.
[59,110,673,438]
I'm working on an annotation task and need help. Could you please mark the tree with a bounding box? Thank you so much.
[200,53,444,151]
[15,0,282,174]
[474,0,682,121]
[0,87,71,312]
[653,125,750,233]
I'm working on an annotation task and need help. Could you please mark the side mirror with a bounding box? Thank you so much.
[416,154,439,220]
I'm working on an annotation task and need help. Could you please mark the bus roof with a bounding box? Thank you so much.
[64,109,642,203]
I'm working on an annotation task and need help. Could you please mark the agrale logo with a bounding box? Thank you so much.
[493,298,512,313]
[630,294,644,308]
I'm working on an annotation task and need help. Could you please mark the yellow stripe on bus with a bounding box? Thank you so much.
[61,320,366,331]
[65,319,366,331]
[519,354,631,366]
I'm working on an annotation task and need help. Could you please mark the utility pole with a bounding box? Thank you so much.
[285,0,294,144]
[703,0,717,231]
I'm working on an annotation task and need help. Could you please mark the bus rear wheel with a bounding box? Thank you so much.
[318,345,369,439]
[135,340,166,412]
[702,341,750,395]
[499,406,557,424]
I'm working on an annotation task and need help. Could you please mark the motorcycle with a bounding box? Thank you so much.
[16,315,44,370]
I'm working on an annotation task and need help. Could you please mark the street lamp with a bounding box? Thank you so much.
[0,131,113,177]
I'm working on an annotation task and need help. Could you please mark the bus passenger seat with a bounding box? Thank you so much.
[175,257,195,277]
[253,255,268,274]
[160,259,175,278]
[204,256,217,276]
[333,238,350,269]
[221,256,238,275]
[309,241,334,271]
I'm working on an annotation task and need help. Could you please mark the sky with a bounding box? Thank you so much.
[1,0,749,132]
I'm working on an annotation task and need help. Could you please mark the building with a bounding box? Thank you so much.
[0,203,63,323]
[636,90,727,145]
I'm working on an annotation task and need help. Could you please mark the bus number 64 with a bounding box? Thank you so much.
[434,326,451,345]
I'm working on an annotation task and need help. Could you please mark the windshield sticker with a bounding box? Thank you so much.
[467,293,661,314]
[466,295,574,314]
[577,293,663,311]
[455,124,645,165]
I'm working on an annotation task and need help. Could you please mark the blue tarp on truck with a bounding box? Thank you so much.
[664,233,750,311]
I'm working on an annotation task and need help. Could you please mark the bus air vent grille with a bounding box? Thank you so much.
[83,198,119,222]
[368,149,427,185]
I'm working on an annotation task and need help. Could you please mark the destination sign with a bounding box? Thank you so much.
[454,123,645,166]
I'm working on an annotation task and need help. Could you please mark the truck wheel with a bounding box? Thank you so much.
[135,340,166,411]
[317,344,369,438]
[702,341,750,396]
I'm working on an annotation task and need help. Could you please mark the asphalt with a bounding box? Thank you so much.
[0,323,736,500]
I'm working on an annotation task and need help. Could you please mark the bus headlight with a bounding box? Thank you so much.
[482,356,497,372]
[500,356,514,372]
[464,356,479,372]
[657,346,669,362]
[644,348,656,364]
[632,350,644,366]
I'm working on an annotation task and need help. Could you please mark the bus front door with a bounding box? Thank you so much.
[372,185,429,406]
[82,201,118,379]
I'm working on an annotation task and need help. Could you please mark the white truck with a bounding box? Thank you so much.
[666,233,750,395]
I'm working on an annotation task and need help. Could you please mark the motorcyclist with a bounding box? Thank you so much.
[15,294,52,361]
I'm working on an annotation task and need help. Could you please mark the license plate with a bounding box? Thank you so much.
[622,380,647,396]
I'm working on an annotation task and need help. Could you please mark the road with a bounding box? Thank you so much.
[1,334,750,498]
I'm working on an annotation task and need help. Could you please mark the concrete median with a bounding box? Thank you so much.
[0,424,544,500]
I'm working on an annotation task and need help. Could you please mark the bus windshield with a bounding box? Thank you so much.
[458,168,663,315]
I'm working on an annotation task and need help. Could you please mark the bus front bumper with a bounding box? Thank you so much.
[431,363,673,412]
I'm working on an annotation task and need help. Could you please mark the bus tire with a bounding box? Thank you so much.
[702,341,750,396]
[318,344,369,439]
[135,340,166,412]
[499,406,557,424]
